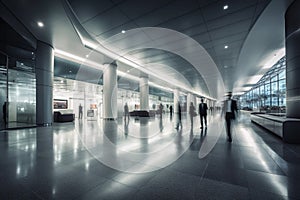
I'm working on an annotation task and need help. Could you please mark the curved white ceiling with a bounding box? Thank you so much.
[100,27,225,99]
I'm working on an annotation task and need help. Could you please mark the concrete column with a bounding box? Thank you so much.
[103,62,117,119]
[285,1,300,118]
[187,93,192,113]
[193,96,197,107]
[36,41,54,126]
[174,89,180,113]
[139,76,149,110]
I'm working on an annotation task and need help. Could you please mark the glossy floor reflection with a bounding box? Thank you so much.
[1,112,300,199]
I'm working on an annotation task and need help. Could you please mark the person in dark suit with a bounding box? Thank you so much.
[79,104,83,119]
[169,105,173,118]
[159,103,163,118]
[124,102,129,122]
[199,98,208,128]
[175,102,182,130]
[223,92,238,142]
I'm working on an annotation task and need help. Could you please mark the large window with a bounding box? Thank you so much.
[271,79,278,106]
[252,87,259,109]
[259,84,265,106]
[240,57,286,113]
[265,83,271,106]
[278,79,286,107]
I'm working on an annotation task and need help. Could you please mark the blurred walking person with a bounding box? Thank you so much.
[199,98,208,129]
[223,92,238,142]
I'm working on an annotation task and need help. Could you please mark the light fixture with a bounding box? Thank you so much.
[224,65,228,68]
[37,21,44,27]
[223,5,229,10]
[121,30,126,34]
[224,45,228,49]
[85,54,89,58]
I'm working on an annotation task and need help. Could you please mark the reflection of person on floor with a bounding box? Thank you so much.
[159,116,163,132]
[79,104,83,119]
[222,92,238,142]
[124,120,129,138]
[124,103,129,122]
[201,127,207,137]
[175,102,182,130]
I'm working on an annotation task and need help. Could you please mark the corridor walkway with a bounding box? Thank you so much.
[0,112,300,199]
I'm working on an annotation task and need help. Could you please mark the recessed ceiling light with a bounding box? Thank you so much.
[224,45,228,49]
[223,5,229,10]
[85,55,89,58]
[127,70,130,72]
[121,30,126,34]
[37,21,44,27]
[69,70,72,73]
[224,65,228,68]
[21,63,24,65]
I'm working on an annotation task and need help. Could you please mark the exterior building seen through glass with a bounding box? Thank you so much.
[240,56,286,113]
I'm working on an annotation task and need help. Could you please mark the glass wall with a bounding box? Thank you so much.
[0,56,36,129]
[278,70,286,108]
[240,57,286,113]
[0,52,8,130]
[8,69,36,127]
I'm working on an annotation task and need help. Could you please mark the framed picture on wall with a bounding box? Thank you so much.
[54,99,68,109]
[90,104,97,109]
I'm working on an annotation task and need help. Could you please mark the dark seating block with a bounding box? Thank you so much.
[129,110,155,117]
[54,111,75,122]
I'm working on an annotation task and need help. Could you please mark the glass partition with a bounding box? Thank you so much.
[0,52,8,130]
[7,69,36,128]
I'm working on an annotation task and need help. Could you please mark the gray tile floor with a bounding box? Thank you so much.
[0,111,300,199]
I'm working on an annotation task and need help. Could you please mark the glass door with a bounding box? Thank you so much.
[0,52,8,130]
[7,68,36,128]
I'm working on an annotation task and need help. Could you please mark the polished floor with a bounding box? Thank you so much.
[1,111,300,200]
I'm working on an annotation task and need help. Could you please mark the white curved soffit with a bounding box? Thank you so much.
[61,0,223,100]
[101,27,225,100]
[142,63,193,90]
[235,0,294,94]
